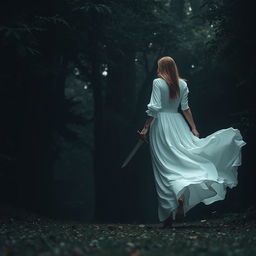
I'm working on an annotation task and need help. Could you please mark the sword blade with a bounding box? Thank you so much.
[121,139,145,168]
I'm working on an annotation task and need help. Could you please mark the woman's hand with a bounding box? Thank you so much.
[191,127,200,138]
[137,127,149,142]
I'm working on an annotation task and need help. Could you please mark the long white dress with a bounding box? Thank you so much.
[145,77,247,222]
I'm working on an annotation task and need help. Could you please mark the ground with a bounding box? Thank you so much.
[0,207,256,256]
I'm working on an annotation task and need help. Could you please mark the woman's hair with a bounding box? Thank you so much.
[157,56,182,99]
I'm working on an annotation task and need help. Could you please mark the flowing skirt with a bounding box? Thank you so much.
[149,112,247,222]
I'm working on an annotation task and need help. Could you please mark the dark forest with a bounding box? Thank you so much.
[0,0,255,255]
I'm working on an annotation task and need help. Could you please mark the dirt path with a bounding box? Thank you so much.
[0,209,255,256]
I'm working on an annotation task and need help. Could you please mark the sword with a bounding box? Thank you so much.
[121,136,149,168]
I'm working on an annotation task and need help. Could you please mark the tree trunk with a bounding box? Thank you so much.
[170,0,185,20]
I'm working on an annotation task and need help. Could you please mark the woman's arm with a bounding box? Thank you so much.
[137,116,154,141]
[139,79,162,141]
[182,108,200,137]
[143,116,154,129]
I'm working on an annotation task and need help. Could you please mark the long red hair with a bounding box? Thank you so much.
[157,56,181,99]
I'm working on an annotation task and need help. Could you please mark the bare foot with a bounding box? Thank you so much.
[160,214,173,229]
[175,197,185,221]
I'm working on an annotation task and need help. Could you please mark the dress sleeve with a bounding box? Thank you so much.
[145,79,162,118]
[180,82,190,110]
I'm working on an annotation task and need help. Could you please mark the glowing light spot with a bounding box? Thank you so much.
[74,67,80,76]
[186,5,192,15]
[191,64,195,68]
[84,84,88,90]
[102,70,108,76]
[148,42,153,48]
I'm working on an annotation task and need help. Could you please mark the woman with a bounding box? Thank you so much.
[137,56,247,229]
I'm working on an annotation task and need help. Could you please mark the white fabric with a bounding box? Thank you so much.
[145,78,247,222]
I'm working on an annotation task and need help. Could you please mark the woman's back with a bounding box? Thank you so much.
[154,77,189,112]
